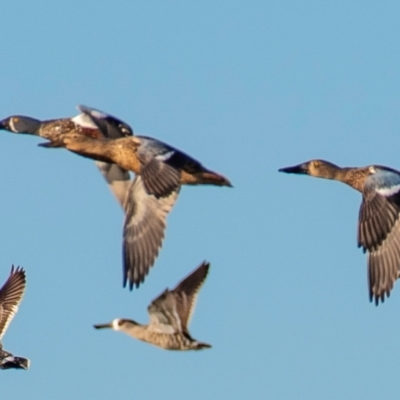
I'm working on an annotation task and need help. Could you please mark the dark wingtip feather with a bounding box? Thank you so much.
[174,261,210,295]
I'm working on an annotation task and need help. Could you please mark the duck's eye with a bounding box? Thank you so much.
[119,124,131,135]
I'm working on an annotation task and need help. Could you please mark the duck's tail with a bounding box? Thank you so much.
[192,341,212,350]
[184,169,232,187]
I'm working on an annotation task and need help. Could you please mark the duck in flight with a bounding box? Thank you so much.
[279,159,400,305]
[0,106,133,208]
[0,266,29,370]
[94,261,211,350]
[40,106,232,289]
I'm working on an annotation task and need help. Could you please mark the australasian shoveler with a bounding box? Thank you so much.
[40,106,232,290]
[279,159,400,305]
[0,266,29,370]
[93,261,211,350]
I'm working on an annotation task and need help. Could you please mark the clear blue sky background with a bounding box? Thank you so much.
[2,1,400,399]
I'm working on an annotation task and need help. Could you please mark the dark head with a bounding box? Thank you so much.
[0,115,42,135]
[77,105,133,139]
[279,159,341,179]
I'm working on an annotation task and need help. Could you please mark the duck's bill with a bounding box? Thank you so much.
[278,163,308,174]
[38,139,64,148]
[0,118,8,130]
[93,323,113,329]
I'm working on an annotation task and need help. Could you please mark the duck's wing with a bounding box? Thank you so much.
[77,105,133,138]
[95,162,131,209]
[358,168,400,304]
[147,290,181,334]
[147,262,210,333]
[74,106,135,208]
[123,176,179,289]
[0,266,26,341]
[137,137,181,198]
[169,262,210,329]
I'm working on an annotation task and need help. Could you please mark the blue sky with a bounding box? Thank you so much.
[2,1,400,398]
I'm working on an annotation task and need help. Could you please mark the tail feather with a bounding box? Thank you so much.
[193,341,212,350]
[203,171,232,187]
[190,170,232,187]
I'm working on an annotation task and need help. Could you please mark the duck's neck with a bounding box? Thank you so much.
[121,322,148,341]
[64,137,114,163]
[330,167,366,192]
[66,136,141,174]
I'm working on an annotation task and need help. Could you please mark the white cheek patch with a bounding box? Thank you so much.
[156,151,174,161]
[112,319,120,331]
[71,113,98,129]
[376,184,400,197]
[9,119,18,132]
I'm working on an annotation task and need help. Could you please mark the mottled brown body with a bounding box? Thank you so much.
[120,323,208,350]
[45,133,231,187]
[53,134,142,172]
[37,119,103,141]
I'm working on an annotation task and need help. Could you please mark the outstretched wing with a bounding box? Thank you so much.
[77,105,134,138]
[170,262,210,329]
[123,176,179,289]
[95,161,131,209]
[358,168,400,304]
[147,290,181,334]
[147,262,210,333]
[0,266,26,340]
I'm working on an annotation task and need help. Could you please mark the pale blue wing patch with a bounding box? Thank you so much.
[365,168,400,197]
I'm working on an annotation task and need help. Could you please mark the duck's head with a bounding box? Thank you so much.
[93,318,139,332]
[279,159,340,178]
[0,115,41,134]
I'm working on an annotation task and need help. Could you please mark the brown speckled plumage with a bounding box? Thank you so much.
[93,262,211,350]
